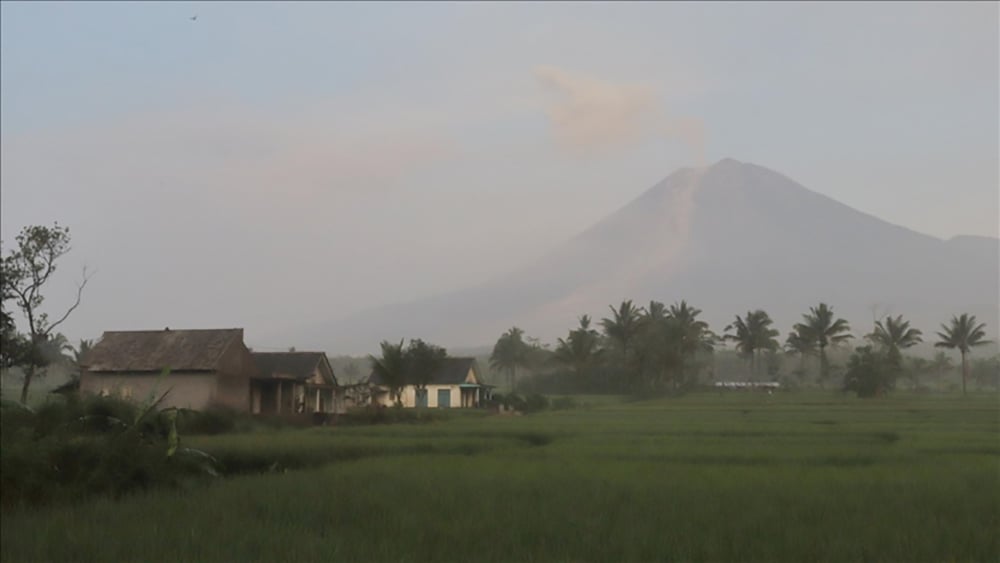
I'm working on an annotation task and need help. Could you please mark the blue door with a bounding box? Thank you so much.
[415,389,428,408]
[437,389,451,408]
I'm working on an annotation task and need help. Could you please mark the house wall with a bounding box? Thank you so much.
[80,371,217,410]
[214,340,258,411]
[374,384,461,408]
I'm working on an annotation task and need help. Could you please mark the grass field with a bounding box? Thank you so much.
[2,391,998,562]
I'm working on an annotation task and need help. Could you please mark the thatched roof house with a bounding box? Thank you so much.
[79,328,257,411]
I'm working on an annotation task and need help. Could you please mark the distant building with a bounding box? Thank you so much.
[251,351,344,415]
[714,381,781,390]
[368,357,493,408]
[80,328,258,411]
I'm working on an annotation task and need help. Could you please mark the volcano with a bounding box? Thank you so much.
[294,158,999,354]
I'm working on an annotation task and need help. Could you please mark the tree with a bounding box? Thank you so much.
[724,310,779,379]
[794,303,852,387]
[929,351,954,377]
[970,355,999,391]
[632,303,682,392]
[600,300,643,363]
[784,326,816,380]
[667,301,716,387]
[868,315,922,371]
[903,355,929,391]
[368,340,408,406]
[843,346,893,398]
[554,315,602,381]
[935,314,991,396]
[406,339,447,402]
[1,224,91,404]
[489,327,531,393]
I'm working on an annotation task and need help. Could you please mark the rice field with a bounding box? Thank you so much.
[2,391,998,562]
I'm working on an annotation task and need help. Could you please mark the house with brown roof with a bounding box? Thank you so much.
[368,357,492,408]
[79,328,257,411]
[250,351,344,415]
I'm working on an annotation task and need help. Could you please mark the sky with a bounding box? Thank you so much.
[1,1,997,351]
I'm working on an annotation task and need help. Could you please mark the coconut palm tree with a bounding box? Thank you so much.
[368,340,408,406]
[668,301,716,384]
[554,315,602,378]
[794,303,852,386]
[935,314,990,396]
[784,326,816,378]
[868,315,922,370]
[725,310,779,379]
[489,327,530,393]
[600,300,644,363]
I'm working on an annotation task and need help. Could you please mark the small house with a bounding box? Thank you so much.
[368,357,492,408]
[251,351,344,415]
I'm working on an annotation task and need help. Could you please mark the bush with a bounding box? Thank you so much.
[843,346,894,398]
[0,395,218,509]
[523,394,550,413]
[551,396,578,410]
[175,407,238,435]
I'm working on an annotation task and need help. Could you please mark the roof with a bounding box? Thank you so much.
[368,357,481,386]
[252,351,334,383]
[82,328,244,372]
[51,378,80,395]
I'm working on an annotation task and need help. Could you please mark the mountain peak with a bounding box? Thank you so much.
[711,157,744,168]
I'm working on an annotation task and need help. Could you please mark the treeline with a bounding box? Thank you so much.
[487,300,996,397]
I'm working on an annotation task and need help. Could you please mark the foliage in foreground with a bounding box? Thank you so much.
[1,392,997,563]
[0,395,223,508]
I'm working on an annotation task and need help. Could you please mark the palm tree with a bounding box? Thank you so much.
[795,303,852,386]
[784,327,816,379]
[667,301,716,386]
[935,314,990,396]
[631,302,675,391]
[489,327,531,393]
[368,340,408,406]
[37,332,74,367]
[868,315,922,370]
[600,300,644,362]
[72,338,94,368]
[725,310,779,379]
[554,315,602,379]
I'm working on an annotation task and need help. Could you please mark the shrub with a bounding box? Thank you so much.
[523,394,550,413]
[551,396,578,410]
[0,395,218,509]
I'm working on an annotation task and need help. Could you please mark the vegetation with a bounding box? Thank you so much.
[794,303,853,387]
[1,224,91,403]
[489,327,531,393]
[935,313,991,396]
[868,315,923,370]
[367,338,450,406]
[2,392,997,562]
[724,309,780,379]
[367,340,408,406]
[842,346,893,397]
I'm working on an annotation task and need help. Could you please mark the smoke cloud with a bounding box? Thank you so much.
[534,65,706,166]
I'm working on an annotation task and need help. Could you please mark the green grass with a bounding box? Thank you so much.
[2,391,998,562]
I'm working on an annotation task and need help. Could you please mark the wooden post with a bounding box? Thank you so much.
[276,382,282,414]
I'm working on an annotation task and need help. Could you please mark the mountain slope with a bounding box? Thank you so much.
[294,159,999,354]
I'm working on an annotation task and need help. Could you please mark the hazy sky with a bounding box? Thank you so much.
[2,1,997,350]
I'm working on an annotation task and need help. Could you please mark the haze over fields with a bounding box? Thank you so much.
[1,2,997,354]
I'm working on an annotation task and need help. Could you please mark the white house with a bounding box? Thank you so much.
[368,357,492,408]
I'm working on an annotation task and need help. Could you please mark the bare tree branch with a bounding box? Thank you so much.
[45,266,93,335]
